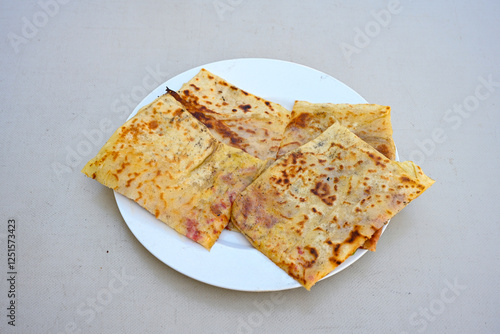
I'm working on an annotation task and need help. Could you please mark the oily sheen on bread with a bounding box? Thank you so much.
[231,122,434,289]
[277,101,397,251]
[82,93,265,250]
[176,68,292,163]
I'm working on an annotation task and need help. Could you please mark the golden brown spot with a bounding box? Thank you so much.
[264,101,275,111]
[376,144,390,158]
[238,104,252,113]
[364,186,371,195]
[308,246,318,258]
[210,204,223,216]
[347,179,352,195]
[290,113,313,129]
[345,228,364,244]
[333,244,341,256]
[310,181,337,206]
[125,174,138,187]
[331,142,345,150]
[116,162,130,174]
[299,246,319,268]
[329,257,343,266]
[135,191,143,201]
[148,120,158,130]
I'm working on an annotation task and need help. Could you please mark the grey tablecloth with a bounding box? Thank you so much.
[1,1,499,333]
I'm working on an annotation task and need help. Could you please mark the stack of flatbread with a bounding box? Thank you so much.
[82,68,434,290]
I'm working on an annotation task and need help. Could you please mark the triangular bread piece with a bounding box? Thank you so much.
[278,101,396,160]
[231,122,434,289]
[277,101,397,250]
[82,93,265,250]
[176,68,292,163]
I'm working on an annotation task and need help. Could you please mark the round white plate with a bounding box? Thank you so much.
[114,58,387,291]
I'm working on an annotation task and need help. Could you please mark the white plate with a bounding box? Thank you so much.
[114,58,388,291]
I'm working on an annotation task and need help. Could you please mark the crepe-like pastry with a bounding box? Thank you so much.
[176,69,292,163]
[231,122,434,290]
[82,93,265,250]
[277,101,397,250]
[278,101,396,160]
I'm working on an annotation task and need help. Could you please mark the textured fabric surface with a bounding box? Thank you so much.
[1,1,499,333]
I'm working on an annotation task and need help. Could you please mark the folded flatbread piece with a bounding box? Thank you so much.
[82,93,265,250]
[177,69,292,163]
[277,101,397,250]
[278,101,396,160]
[231,122,434,289]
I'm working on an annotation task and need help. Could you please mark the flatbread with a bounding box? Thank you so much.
[278,101,396,160]
[82,93,265,250]
[176,68,292,163]
[231,122,434,290]
[277,101,397,250]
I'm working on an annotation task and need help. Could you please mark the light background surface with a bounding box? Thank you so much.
[1,1,499,333]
